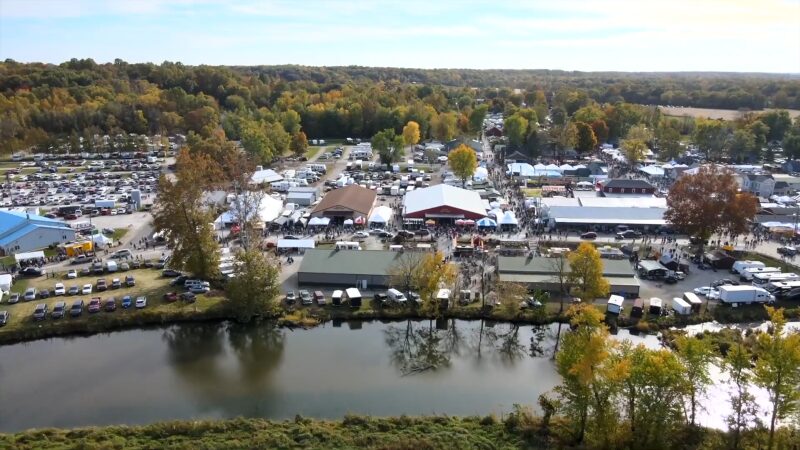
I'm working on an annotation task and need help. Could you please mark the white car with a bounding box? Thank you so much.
[693,286,718,297]
[135,296,147,309]
[707,290,720,300]
[353,231,369,239]
[53,283,66,296]
[66,269,77,279]
[81,284,93,295]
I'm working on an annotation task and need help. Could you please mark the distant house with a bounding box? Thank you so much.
[444,138,483,154]
[504,150,531,164]
[485,126,503,137]
[742,174,776,198]
[600,179,656,196]
[771,174,800,194]
[781,160,800,174]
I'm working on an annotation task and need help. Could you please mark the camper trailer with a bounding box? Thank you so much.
[731,260,766,275]
[740,266,780,281]
[331,290,344,306]
[752,272,799,285]
[335,241,361,250]
[607,295,624,315]
[631,298,644,318]
[683,292,703,313]
[671,297,692,315]
[387,288,407,304]
[345,287,362,308]
[648,297,663,315]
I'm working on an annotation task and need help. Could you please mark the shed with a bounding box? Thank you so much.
[703,250,735,269]
[637,260,669,279]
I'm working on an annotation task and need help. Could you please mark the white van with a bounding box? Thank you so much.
[387,288,407,303]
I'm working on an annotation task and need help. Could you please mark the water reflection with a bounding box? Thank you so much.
[384,319,454,375]
[163,321,286,417]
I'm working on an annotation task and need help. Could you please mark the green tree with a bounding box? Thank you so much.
[448,144,478,186]
[550,121,578,156]
[468,104,489,134]
[724,342,760,450]
[153,149,220,280]
[675,335,715,427]
[567,243,609,301]
[431,112,458,141]
[504,114,528,149]
[240,121,274,163]
[280,109,302,135]
[590,119,609,144]
[754,307,800,450]
[574,121,597,153]
[694,118,729,160]
[665,166,758,254]
[371,128,403,165]
[290,131,308,156]
[655,123,682,161]
[729,129,756,162]
[226,248,280,323]
[760,110,791,141]
[573,104,606,124]
[782,118,800,160]
[531,90,549,127]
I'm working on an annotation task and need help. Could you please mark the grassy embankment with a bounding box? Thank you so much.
[0,409,759,450]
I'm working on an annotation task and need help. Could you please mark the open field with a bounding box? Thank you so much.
[659,106,800,120]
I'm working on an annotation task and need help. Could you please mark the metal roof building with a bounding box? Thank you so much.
[403,184,487,220]
[0,210,76,256]
[311,185,376,221]
[497,256,640,297]
[298,249,404,288]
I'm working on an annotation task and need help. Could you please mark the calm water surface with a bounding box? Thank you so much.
[0,319,591,432]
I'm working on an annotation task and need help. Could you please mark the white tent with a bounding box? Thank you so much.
[534,163,546,170]
[214,195,283,229]
[476,217,497,227]
[14,250,45,262]
[343,219,354,226]
[545,164,560,171]
[368,206,393,224]
[308,217,331,226]
[499,211,518,225]
[473,166,489,181]
[91,233,112,248]
[559,164,574,171]
[488,208,504,218]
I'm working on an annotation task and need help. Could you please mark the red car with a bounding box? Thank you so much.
[163,292,178,302]
[88,298,102,313]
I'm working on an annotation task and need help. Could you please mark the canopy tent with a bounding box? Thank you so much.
[308,217,331,226]
[368,206,393,224]
[488,208,504,218]
[14,250,44,263]
[91,232,113,248]
[499,211,519,225]
[559,164,574,171]
[354,216,365,225]
[473,166,489,181]
[576,181,594,187]
[462,219,475,226]
[343,219,354,226]
[489,201,501,209]
[545,164,559,171]
[533,163,546,170]
[476,217,497,227]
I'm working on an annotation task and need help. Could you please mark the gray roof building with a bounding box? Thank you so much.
[497,256,639,297]
[298,249,404,288]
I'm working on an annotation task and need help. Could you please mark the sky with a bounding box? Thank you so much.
[1,0,799,73]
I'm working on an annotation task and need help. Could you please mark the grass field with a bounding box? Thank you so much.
[660,106,800,120]
[0,268,225,341]
[305,145,323,160]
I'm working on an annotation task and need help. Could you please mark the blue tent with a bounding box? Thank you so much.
[476,217,497,228]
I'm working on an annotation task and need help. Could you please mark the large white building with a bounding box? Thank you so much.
[0,210,76,256]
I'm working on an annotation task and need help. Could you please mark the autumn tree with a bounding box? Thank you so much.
[567,243,609,301]
[389,251,456,317]
[550,121,578,156]
[290,131,308,156]
[153,149,221,280]
[226,248,281,323]
[754,307,800,450]
[574,121,597,153]
[620,124,652,165]
[431,111,458,141]
[402,121,420,147]
[448,144,478,187]
[675,335,715,427]
[590,119,610,144]
[548,253,570,312]
[494,281,527,317]
[664,166,758,254]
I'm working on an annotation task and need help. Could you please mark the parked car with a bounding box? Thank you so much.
[104,298,117,312]
[778,245,797,256]
[70,300,84,317]
[111,278,121,289]
[66,269,78,279]
[580,231,597,240]
[397,230,415,239]
[19,267,45,277]
[81,284,93,295]
[180,292,196,303]
[711,279,740,288]
[415,229,431,237]
[135,296,147,309]
[33,303,48,320]
[0,310,9,326]
[125,275,135,287]
[54,283,66,296]
[23,287,37,301]
[693,286,719,297]
[163,292,178,302]
[162,269,182,277]
[72,255,92,264]
[352,231,369,239]
[189,284,210,294]
[96,278,107,291]
[615,230,642,239]
[38,289,50,299]
[121,295,132,309]
[285,291,297,304]
[51,301,67,319]
[8,293,20,304]
[67,285,80,295]
[88,298,102,313]
[299,290,313,305]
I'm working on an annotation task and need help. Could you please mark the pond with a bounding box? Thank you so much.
[0,318,754,432]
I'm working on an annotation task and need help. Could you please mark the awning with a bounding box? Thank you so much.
[14,250,44,262]
[476,217,497,227]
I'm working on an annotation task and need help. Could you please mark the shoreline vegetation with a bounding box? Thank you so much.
[0,293,797,346]
[1,411,796,450]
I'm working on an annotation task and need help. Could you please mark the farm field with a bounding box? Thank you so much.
[659,106,800,120]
